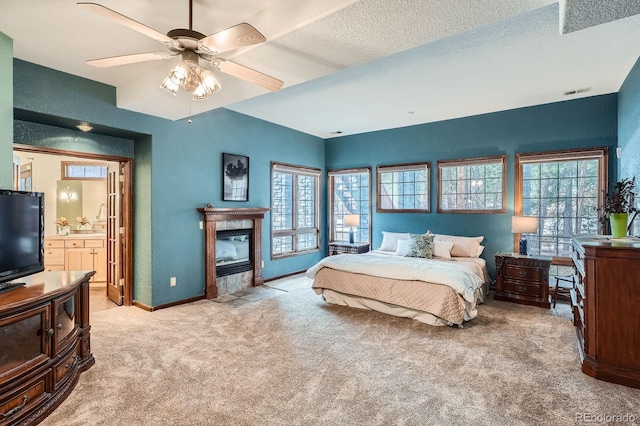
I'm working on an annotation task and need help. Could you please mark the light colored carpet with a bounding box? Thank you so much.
[42,275,640,426]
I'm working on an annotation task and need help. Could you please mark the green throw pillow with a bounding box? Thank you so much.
[406,233,435,259]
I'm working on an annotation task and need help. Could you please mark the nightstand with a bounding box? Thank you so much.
[328,242,370,256]
[494,252,552,308]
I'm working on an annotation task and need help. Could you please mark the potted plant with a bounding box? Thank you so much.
[76,216,92,230]
[55,217,70,235]
[598,177,638,238]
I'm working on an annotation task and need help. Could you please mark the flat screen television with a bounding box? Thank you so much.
[0,190,45,285]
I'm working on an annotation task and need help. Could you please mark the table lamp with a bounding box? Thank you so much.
[512,216,538,255]
[344,214,360,244]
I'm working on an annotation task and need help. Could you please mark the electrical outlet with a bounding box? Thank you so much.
[199,221,204,229]
[261,260,264,268]
[170,277,176,287]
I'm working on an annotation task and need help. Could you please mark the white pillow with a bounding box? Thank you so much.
[395,239,410,256]
[379,231,409,252]
[433,240,454,259]
[433,234,484,258]
[477,245,485,257]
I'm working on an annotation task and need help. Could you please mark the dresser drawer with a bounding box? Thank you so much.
[45,265,66,272]
[84,239,105,248]
[44,248,65,265]
[45,239,64,248]
[0,369,50,424]
[53,343,81,388]
[64,240,85,248]
[503,265,541,282]
[502,280,542,298]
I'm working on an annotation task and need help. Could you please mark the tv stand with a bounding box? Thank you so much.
[0,270,95,425]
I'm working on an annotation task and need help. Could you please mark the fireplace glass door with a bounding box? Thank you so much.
[216,229,252,277]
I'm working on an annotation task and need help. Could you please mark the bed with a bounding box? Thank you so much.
[306,232,490,327]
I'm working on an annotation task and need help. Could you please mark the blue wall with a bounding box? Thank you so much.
[0,33,12,189]
[10,59,325,307]
[618,56,640,182]
[5,49,627,302]
[326,95,619,276]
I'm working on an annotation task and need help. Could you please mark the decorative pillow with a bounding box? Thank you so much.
[406,234,435,259]
[433,240,454,259]
[395,239,410,256]
[433,234,484,258]
[379,231,410,252]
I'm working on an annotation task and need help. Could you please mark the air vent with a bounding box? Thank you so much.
[563,87,591,96]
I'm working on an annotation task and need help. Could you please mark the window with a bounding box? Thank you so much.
[437,155,506,213]
[329,168,371,243]
[61,161,107,180]
[376,163,430,212]
[271,162,321,258]
[516,148,607,258]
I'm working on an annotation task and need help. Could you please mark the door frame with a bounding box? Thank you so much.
[14,143,134,306]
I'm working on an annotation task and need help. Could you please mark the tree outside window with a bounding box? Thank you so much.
[271,163,320,258]
[329,168,371,243]
[516,149,607,258]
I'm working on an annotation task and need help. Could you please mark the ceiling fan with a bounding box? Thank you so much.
[77,1,284,100]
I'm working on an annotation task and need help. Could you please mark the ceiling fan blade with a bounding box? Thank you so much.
[86,52,172,68]
[77,2,177,47]
[214,59,283,92]
[199,23,266,55]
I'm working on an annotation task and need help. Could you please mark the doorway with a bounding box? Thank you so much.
[13,144,134,307]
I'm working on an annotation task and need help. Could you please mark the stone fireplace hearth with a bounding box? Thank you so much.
[197,207,269,299]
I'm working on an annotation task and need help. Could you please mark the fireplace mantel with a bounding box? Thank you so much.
[197,207,269,299]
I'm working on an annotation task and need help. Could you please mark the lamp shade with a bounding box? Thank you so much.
[511,216,538,233]
[344,214,360,227]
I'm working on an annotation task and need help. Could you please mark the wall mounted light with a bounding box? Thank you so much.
[59,186,78,203]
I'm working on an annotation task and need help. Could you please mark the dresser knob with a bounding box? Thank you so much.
[518,271,527,277]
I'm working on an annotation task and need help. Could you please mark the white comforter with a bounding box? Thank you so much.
[306,252,485,303]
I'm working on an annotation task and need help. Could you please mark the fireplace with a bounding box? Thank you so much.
[197,207,269,299]
[216,229,252,277]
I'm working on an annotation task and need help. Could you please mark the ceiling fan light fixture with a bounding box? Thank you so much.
[168,61,190,85]
[200,69,221,95]
[160,75,180,95]
[192,84,210,101]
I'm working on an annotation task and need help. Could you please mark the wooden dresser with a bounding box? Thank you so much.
[571,235,640,388]
[0,271,95,425]
[494,252,551,308]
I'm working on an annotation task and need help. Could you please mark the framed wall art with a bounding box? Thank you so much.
[222,153,249,201]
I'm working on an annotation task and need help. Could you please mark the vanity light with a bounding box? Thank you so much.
[76,123,93,132]
[59,186,78,203]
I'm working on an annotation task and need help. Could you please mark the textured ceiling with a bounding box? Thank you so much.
[1,0,640,139]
